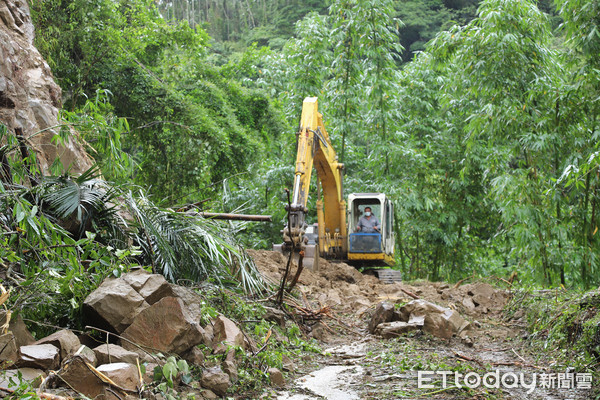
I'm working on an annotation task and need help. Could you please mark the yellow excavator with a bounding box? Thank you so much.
[273,97,395,272]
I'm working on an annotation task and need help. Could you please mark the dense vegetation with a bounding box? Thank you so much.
[17,0,600,290]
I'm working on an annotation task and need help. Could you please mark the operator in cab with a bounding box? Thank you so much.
[356,206,380,233]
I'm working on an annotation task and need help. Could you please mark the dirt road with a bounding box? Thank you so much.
[249,250,592,400]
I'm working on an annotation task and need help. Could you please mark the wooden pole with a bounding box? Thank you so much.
[192,212,272,222]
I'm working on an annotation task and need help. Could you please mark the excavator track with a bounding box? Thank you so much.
[374,269,402,284]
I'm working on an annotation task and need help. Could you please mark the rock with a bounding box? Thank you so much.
[375,321,420,339]
[462,297,476,313]
[423,313,455,339]
[407,314,425,327]
[399,299,446,321]
[368,302,398,333]
[0,0,94,176]
[96,362,139,392]
[74,345,97,366]
[35,329,80,361]
[0,368,45,389]
[94,344,141,365]
[423,308,467,339]
[201,389,218,399]
[398,299,470,339]
[263,307,286,328]
[212,315,245,353]
[468,283,496,308]
[58,356,106,399]
[170,285,204,319]
[122,296,204,355]
[0,332,18,364]
[0,311,34,348]
[182,347,205,367]
[201,366,230,396]
[222,360,238,382]
[17,344,60,370]
[268,367,285,387]
[121,268,174,305]
[84,277,149,333]
[202,323,214,347]
[281,354,295,372]
[310,322,330,342]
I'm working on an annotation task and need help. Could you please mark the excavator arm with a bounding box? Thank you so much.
[279,97,347,270]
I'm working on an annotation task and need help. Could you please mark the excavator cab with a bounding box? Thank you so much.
[347,193,395,266]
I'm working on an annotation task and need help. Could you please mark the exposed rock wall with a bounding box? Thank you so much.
[0,0,93,175]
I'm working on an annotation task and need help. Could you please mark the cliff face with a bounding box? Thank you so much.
[0,0,93,175]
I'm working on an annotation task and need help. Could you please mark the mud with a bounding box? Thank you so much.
[250,250,593,399]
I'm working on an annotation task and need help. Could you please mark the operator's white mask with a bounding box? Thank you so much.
[365,211,371,217]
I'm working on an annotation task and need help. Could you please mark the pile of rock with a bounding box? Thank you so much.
[0,268,284,398]
[368,299,472,340]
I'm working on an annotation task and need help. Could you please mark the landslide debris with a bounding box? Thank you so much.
[247,249,510,326]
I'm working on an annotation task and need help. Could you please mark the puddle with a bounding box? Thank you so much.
[277,365,364,400]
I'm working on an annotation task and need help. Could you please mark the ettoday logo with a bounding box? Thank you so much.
[417,370,592,393]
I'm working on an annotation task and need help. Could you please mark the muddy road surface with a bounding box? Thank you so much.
[249,250,593,400]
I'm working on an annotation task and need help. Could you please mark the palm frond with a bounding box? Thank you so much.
[123,191,265,294]
[33,167,119,237]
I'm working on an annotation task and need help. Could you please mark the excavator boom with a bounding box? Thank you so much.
[278,97,347,270]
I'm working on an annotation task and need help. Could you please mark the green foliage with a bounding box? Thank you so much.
[26,0,600,289]
[30,0,286,205]
[124,191,265,294]
[154,356,193,396]
[1,370,42,399]
[59,90,134,183]
[509,288,600,389]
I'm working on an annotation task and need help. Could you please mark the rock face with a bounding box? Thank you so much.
[83,277,150,333]
[121,268,174,305]
[58,356,107,399]
[0,0,93,175]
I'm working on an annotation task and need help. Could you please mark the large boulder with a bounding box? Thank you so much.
[398,299,470,339]
[121,268,174,305]
[96,363,139,392]
[201,366,230,396]
[83,277,149,333]
[0,0,93,175]
[0,333,18,364]
[94,344,141,365]
[17,344,60,370]
[0,311,34,348]
[368,302,399,334]
[0,368,45,390]
[212,315,245,353]
[58,356,106,399]
[35,329,80,361]
[121,296,204,355]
